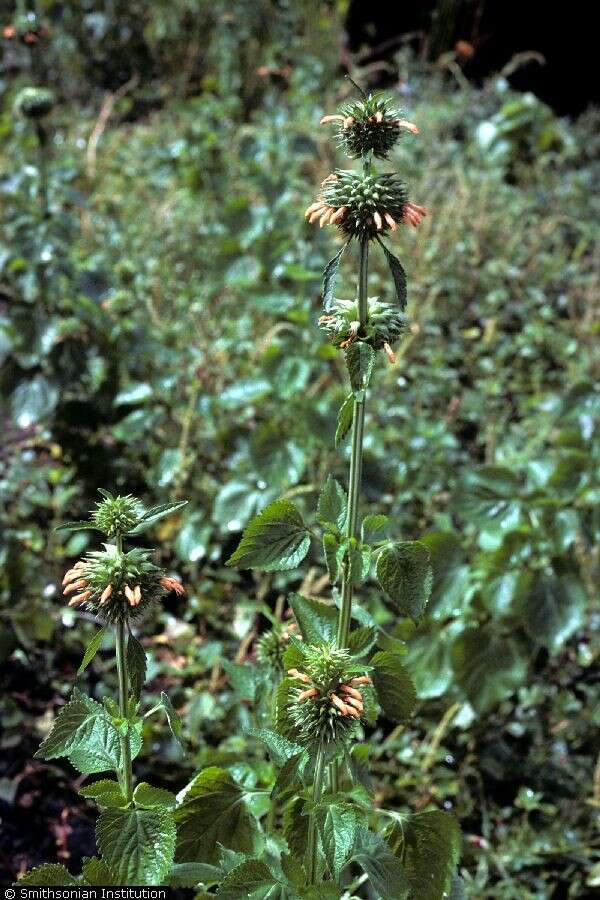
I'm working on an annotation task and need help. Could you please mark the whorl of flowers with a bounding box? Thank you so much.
[320,91,418,160]
[62,544,184,623]
[284,643,372,746]
[256,622,298,672]
[91,493,141,538]
[14,86,55,120]
[319,296,407,362]
[304,170,426,239]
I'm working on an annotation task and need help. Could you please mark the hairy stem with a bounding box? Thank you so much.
[331,236,369,798]
[306,745,326,884]
[115,535,133,801]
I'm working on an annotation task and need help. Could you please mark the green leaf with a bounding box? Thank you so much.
[370,651,417,722]
[419,531,469,619]
[317,802,358,880]
[159,691,184,749]
[376,541,433,619]
[35,688,139,775]
[348,626,377,657]
[454,466,522,533]
[128,500,188,534]
[346,343,375,394]
[323,532,341,583]
[376,238,407,309]
[317,475,347,532]
[217,859,281,899]
[394,810,461,900]
[134,782,177,810]
[361,514,389,543]
[520,573,586,653]
[283,797,310,860]
[169,862,221,888]
[248,728,303,766]
[272,750,307,800]
[452,625,529,712]
[79,779,127,808]
[16,864,79,886]
[96,806,176,886]
[223,661,260,701]
[289,593,338,643]
[126,633,147,702]
[322,242,348,310]
[226,499,311,572]
[175,767,262,864]
[405,622,455,699]
[351,827,409,900]
[55,520,98,533]
[81,857,116,885]
[77,626,108,676]
[335,394,354,447]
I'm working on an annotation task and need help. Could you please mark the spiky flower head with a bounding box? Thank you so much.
[91,493,141,538]
[256,622,297,673]
[304,170,426,239]
[61,544,184,623]
[320,92,419,160]
[14,86,55,119]
[319,296,407,361]
[280,642,372,748]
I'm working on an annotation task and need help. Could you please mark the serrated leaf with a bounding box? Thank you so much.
[81,857,116,885]
[226,499,310,572]
[376,541,433,619]
[175,767,262,864]
[77,626,107,676]
[323,532,341,583]
[35,688,139,775]
[348,626,377,657]
[283,797,310,860]
[394,810,461,900]
[317,802,358,880]
[272,750,307,800]
[361,514,389,543]
[126,633,147,702]
[520,573,586,652]
[346,343,375,394]
[370,651,416,722]
[289,593,338,643]
[96,806,176,885]
[16,864,79,886]
[451,625,529,712]
[223,660,260,701]
[55,520,98,533]
[134,782,177,809]
[376,239,408,309]
[317,475,347,532]
[248,727,302,765]
[128,500,188,533]
[169,862,222,888]
[322,242,348,310]
[79,779,127,808]
[351,827,409,900]
[335,394,354,447]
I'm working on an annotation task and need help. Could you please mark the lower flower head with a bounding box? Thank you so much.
[319,296,407,358]
[61,544,184,623]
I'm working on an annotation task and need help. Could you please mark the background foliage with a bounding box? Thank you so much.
[1,1,598,895]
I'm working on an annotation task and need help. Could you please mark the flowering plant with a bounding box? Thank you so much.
[17,493,188,887]
[174,83,463,897]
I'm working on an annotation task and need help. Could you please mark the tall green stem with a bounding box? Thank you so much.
[115,536,133,801]
[331,237,369,799]
[306,745,326,884]
[336,236,369,649]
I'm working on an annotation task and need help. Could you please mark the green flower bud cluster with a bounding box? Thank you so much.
[14,86,55,119]
[62,544,171,623]
[319,296,407,353]
[91,493,142,538]
[256,624,297,672]
[334,93,405,159]
[322,170,408,239]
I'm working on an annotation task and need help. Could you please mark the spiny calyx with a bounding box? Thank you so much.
[305,169,426,239]
[286,643,371,745]
[256,622,298,672]
[320,91,418,160]
[91,493,141,537]
[62,544,184,623]
[319,296,407,361]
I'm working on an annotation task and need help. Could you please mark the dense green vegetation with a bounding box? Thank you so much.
[1,2,598,895]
